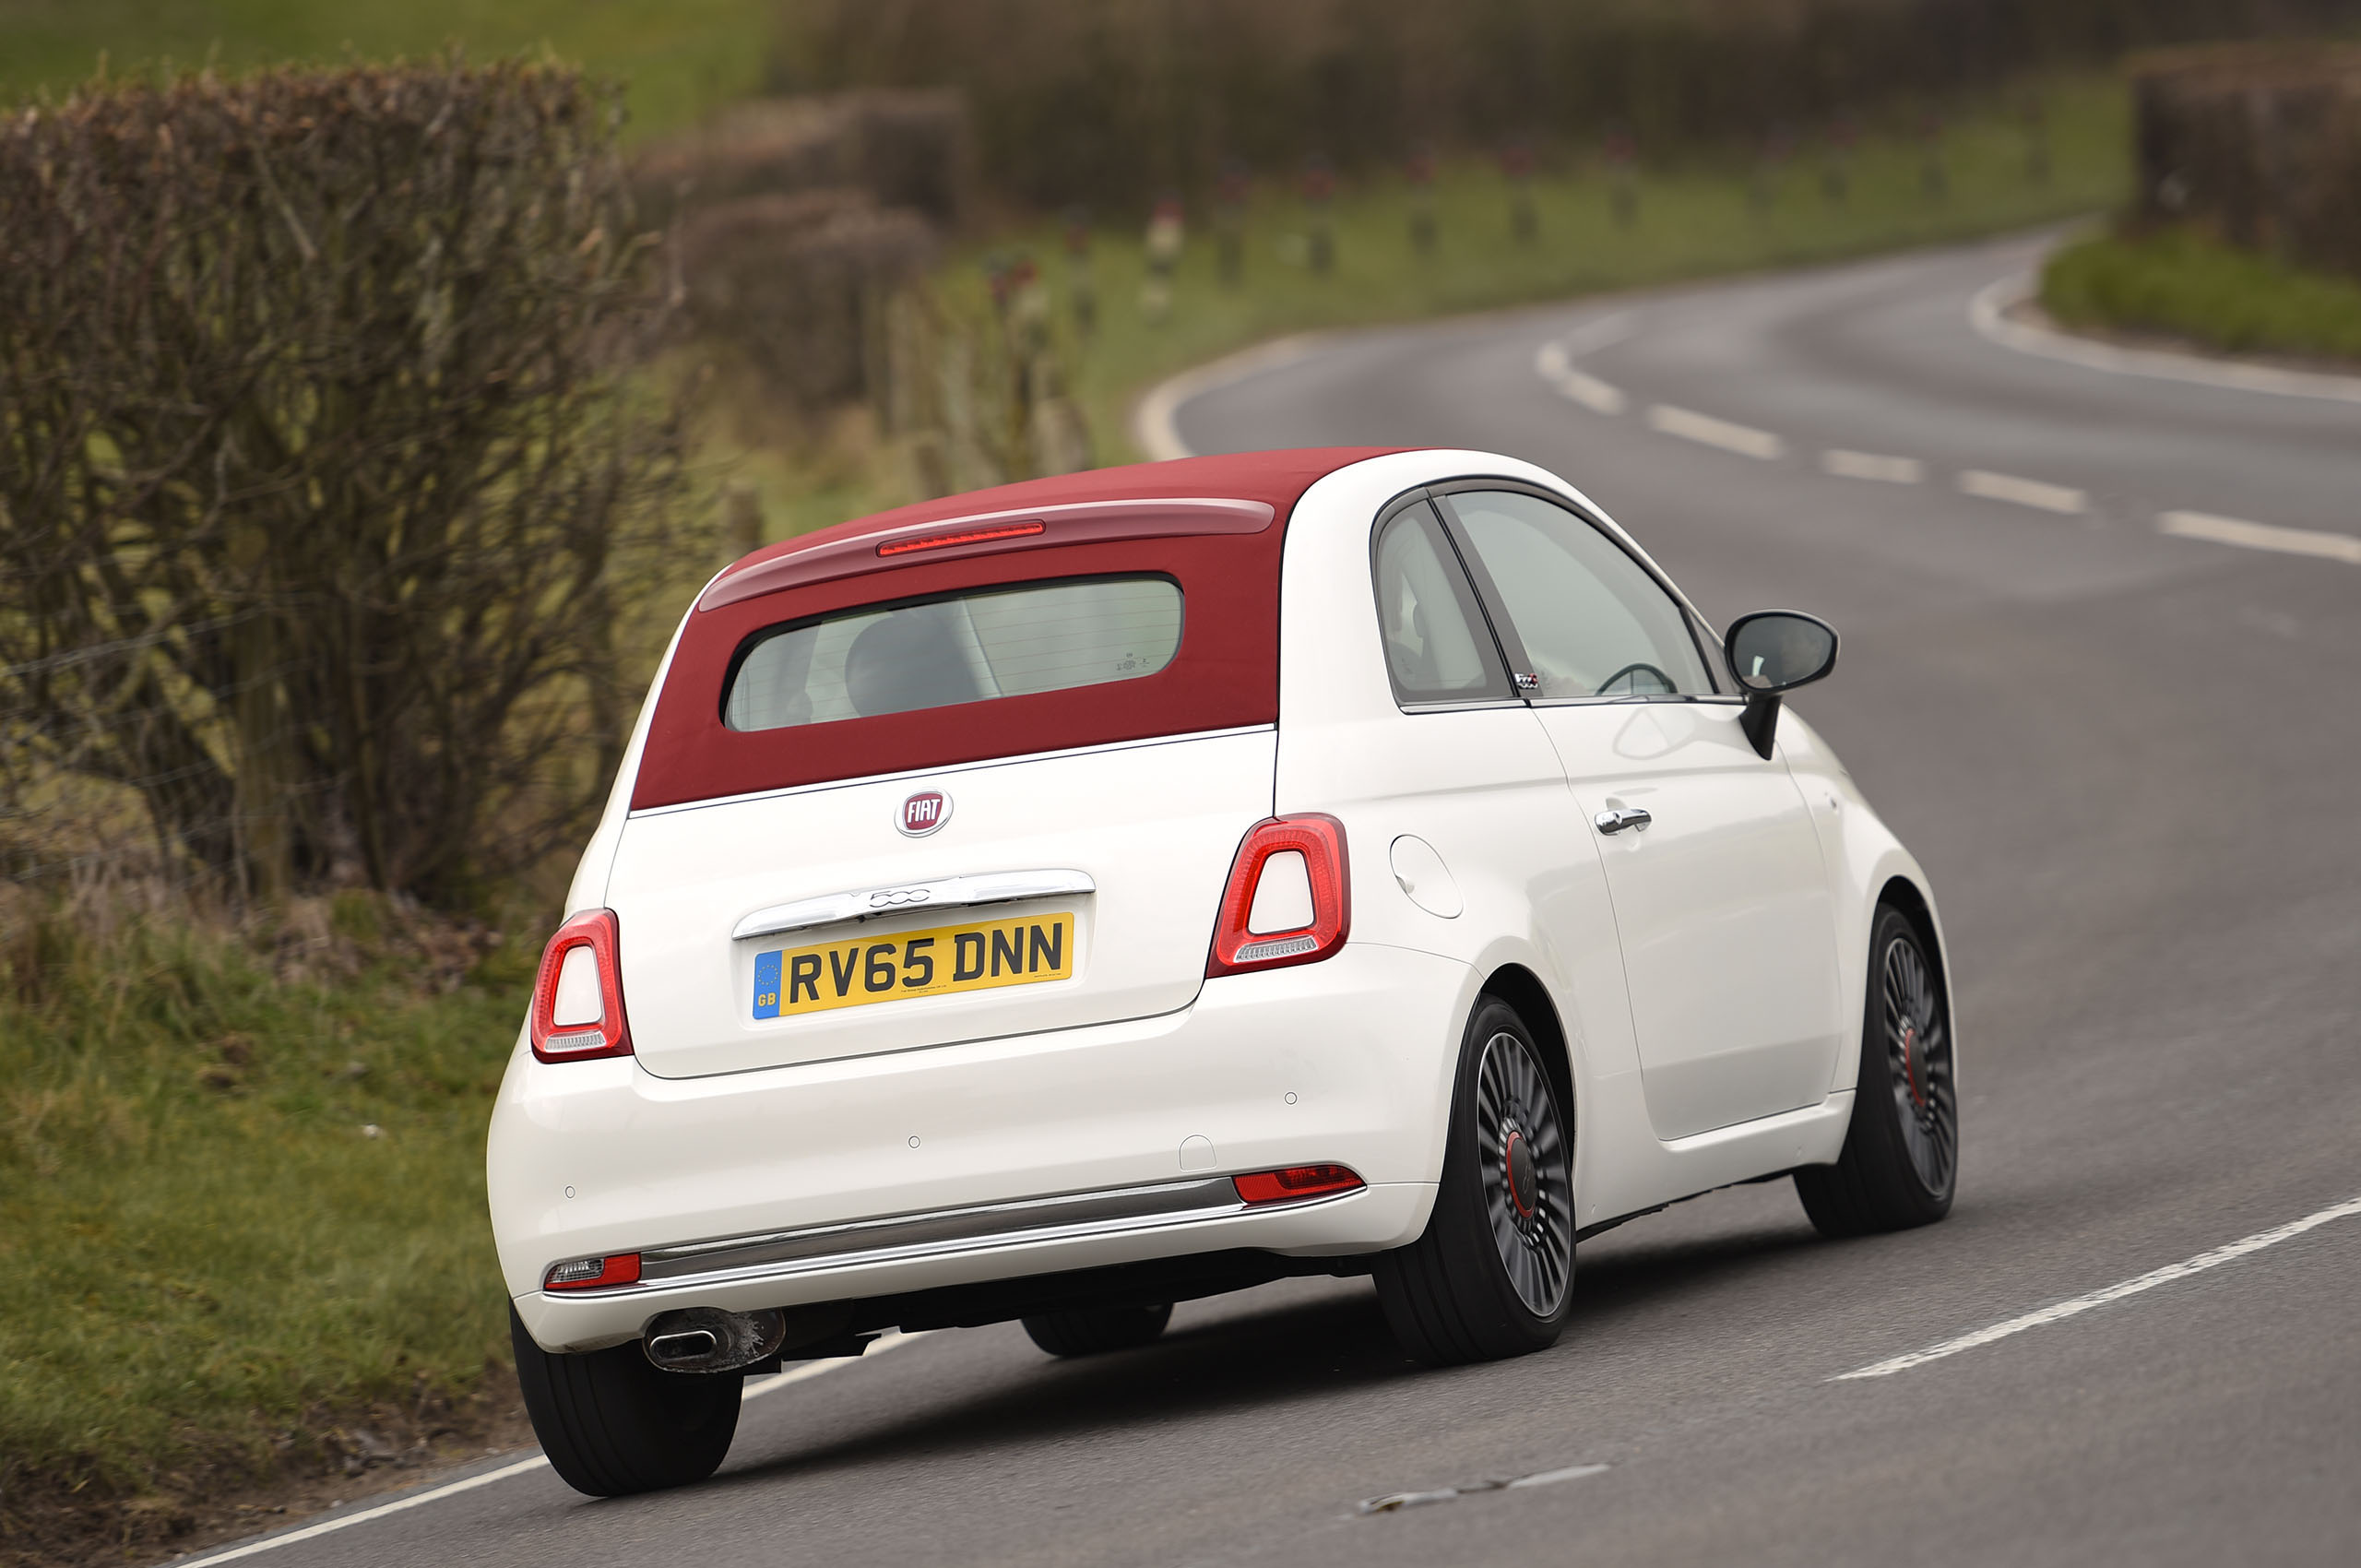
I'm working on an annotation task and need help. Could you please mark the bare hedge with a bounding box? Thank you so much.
[2134,42,2361,277]
[0,60,701,908]
[773,0,2361,207]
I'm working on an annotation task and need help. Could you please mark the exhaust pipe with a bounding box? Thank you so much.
[643,1307,787,1373]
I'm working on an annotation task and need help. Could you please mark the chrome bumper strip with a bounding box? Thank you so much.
[611,1177,1258,1296]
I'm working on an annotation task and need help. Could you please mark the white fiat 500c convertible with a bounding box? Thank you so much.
[489,446,1958,1495]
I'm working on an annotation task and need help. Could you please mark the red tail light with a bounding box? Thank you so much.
[1234,1164,1365,1206]
[1206,814,1350,977]
[529,909,633,1063]
[544,1253,641,1290]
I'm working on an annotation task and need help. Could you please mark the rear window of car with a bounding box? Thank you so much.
[622,452,1389,813]
[723,576,1183,731]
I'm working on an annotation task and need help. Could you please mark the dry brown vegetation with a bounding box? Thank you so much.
[2131,41,2361,277]
[0,59,707,911]
[770,0,2361,207]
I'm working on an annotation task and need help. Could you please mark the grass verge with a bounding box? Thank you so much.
[0,897,530,1564]
[2041,225,2361,363]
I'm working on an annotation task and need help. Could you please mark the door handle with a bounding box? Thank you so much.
[1594,806,1652,836]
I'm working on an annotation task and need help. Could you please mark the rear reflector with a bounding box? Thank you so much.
[544,1253,642,1290]
[877,519,1045,556]
[1207,814,1350,976]
[529,909,633,1063]
[1233,1165,1365,1206]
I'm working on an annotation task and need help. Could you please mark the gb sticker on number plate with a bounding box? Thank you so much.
[752,912,1074,1019]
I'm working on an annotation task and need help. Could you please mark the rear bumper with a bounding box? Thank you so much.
[491,943,1469,1351]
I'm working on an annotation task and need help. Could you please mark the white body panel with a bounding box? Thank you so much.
[610,729,1274,1078]
[489,447,1952,1352]
[1535,701,1845,1141]
[495,943,1467,1349]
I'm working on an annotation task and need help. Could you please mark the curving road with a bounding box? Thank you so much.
[174,232,2361,1568]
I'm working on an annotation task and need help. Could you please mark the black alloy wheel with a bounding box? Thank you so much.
[1375,996,1575,1365]
[1477,1027,1575,1317]
[1880,924,1957,1195]
[1795,904,1958,1237]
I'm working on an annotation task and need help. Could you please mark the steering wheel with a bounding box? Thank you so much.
[1596,661,1676,696]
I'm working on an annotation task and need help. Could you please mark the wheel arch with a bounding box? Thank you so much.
[1477,962,1577,1137]
[1876,874,1939,965]
[1875,872,1958,1080]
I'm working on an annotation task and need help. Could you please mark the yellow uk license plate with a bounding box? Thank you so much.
[750,912,1074,1019]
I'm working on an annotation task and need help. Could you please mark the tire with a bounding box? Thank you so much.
[1795,904,1959,1238]
[1375,996,1574,1366]
[1019,1302,1173,1358]
[509,1306,743,1497]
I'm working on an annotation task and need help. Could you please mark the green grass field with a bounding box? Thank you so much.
[2042,225,2361,362]
[0,0,772,136]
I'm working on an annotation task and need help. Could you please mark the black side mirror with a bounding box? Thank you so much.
[1723,610,1839,758]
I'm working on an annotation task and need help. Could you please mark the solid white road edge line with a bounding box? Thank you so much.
[1821,449,1924,483]
[1129,334,1323,461]
[745,1329,927,1400]
[1968,273,2361,406]
[166,1333,928,1568]
[1646,404,1785,459]
[1833,1194,2361,1382]
[2159,510,2361,565]
[1957,469,2086,514]
[1507,1463,1612,1490]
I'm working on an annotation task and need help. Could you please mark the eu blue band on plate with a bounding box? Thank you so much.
[752,949,783,1020]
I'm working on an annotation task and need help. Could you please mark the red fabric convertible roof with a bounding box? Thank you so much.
[631,449,1403,811]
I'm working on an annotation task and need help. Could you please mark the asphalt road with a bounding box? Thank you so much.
[178,232,2361,1568]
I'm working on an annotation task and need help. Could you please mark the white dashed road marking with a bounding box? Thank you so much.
[169,1335,927,1567]
[1821,449,1925,483]
[1534,330,1630,414]
[1957,469,2087,514]
[1552,368,1628,415]
[2159,510,2361,565]
[1833,1194,2361,1382]
[1520,328,2355,576]
[1647,404,1786,459]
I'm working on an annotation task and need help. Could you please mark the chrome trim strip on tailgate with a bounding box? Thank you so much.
[626,724,1275,819]
[616,1177,1250,1294]
[730,868,1096,943]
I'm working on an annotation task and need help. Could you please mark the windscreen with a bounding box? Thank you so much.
[724,576,1183,732]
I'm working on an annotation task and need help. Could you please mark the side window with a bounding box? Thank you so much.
[1442,490,1714,699]
[1370,501,1513,707]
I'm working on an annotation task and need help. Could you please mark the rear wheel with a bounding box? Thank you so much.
[1020,1302,1173,1357]
[510,1306,742,1497]
[1375,997,1574,1365]
[1795,905,1958,1237]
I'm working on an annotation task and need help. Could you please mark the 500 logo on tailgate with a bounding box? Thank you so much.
[752,913,1074,1019]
